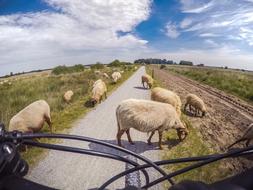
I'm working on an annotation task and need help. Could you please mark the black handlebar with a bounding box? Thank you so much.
[1,123,253,190]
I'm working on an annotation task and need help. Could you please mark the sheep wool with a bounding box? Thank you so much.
[151,87,182,116]
[9,100,52,133]
[116,99,188,149]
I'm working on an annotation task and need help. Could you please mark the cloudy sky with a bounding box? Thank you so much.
[1,0,253,76]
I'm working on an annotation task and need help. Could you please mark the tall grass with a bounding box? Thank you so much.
[167,66,253,103]
[0,65,137,165]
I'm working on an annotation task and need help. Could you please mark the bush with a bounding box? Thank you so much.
[108,59,124,67]
[52,64,85,75]
[90,62,105,70]
[160,65,166,69]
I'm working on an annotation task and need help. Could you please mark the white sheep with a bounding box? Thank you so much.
[141,74,153,89]
[9,100,52,133]
[91,79,107,106]
[184,93,206,117]
[103,73,109,79]
[228,123,253,148]
[116,99,188,149]
[151,87,182,116]
[63,90,74,103]
[111,72,122,83]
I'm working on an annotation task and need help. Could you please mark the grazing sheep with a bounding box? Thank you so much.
[116,99,188,149]
[103,73,109,79]
[151,87,182,116]
[184,93,206,117]
[63,90,74,103]
[120,70,124,74]
[134,66,137,70]
[91,79,107,106]
[111,72,122,83]
[141,74,153,89]
[228,123,253,148]
[9,100,52,133]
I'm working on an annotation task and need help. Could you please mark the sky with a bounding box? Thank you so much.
[1,0,253,76]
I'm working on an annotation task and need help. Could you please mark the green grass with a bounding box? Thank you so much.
[146,66,232,187]
[0,64,137,166]
[166,65,253,103]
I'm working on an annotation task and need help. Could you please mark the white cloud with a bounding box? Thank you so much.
[164,22,180,39]
[0,0,151,76]
[180,18,193,29]
[204,39,218,47]
[199,33,219,37]
[180,0,214,13]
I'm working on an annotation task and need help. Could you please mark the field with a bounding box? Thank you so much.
[0,63,137,165]
[166,65,253,104]
[147,65,253,186]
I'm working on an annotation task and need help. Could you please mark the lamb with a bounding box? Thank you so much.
[141,74,153,89]
[63,90,74,103]
[90,79,107,106]
[111,72,122,83]
[116,99,188,149]
[9,100,52,133]
[228,123,253,148]
[184,93,206,117]
[151,87,182,116]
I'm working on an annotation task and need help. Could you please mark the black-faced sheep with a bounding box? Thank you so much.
[151,87,182,116]
[9,100,52,133]
[184,93,206,117]
[116,99,188,149]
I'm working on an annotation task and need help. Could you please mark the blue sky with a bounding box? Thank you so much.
[1,0,253,76]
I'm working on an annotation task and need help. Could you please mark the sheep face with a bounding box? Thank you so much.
[90,98,97,107]
[177,128,188,141]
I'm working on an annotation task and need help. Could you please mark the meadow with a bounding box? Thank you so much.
[165,65,253,104]
[0,63,137,165]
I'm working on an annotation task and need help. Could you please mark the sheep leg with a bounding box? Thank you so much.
[45,115,53,133]
[142,81,145,88]
[104,92,107,99]
[117,129,125,147]
[147,131,155,145]
[184,103,188,111]
[126,129,134,145]
[158,131,163,150]
[246,139,251,147]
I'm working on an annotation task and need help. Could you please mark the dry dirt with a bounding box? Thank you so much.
[152,66,253,173]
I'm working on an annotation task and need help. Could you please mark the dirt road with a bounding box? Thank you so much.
[152,66,253,172]
[27,66,163,190]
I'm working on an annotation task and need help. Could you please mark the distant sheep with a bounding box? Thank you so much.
[184,93,206,117]
[103,73,109,79]
[116,99,188,149]
[9,100,52,133]
[111,72,122,83]
[63,90,74,103]
[141,74,153,89]
[91,79,107,106]
[228,123,253,148]
[120,70,124,74]
[151,87,182,116]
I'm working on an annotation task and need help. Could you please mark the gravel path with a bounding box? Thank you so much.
[27,66,164,190]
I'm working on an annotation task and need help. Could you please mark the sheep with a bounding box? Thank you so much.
[111,72,122,83]
[134,66,137,70]
[90,79,107,106]
[228,123,253,148]
[103,73,109,79]
[184,93,206,117]
[9,100,52,133]
[151,87,182,116]
[120,70,124,74]
[116,99,188,149]
[63,90,74,103]
[94,70,101,75]
[141,74,153,89]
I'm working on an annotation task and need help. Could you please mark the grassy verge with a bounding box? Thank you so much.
[0,65,138,166]
[146,66,231,187]
[165,65,253,104]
